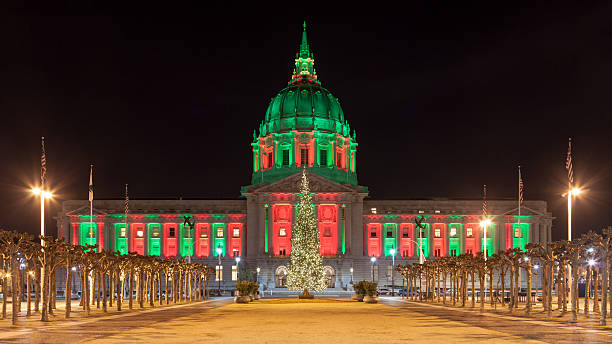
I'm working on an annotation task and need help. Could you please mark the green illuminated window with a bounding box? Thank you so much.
[319,148,327,166]
[282,149,290,166]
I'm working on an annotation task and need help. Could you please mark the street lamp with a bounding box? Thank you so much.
[480,219,491,302]
[256,267,260,283]
[389,248,396,296]
[216,245,222,295]
[32,187,52,297]
[370,256,377,282]
[565,187,582,296]
[31,188,52,245]
[349,267,354,285]
[235,256,241,281]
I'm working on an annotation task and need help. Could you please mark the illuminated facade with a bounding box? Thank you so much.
[56,24,552,291]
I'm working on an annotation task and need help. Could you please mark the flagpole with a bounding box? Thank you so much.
[124,184,129,255]
[566,138,573,303]
[518,165,522,295]
[89,165,94,251]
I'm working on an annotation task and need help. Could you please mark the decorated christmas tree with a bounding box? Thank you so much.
[287,170,327,295]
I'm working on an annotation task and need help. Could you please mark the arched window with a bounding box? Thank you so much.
[275,266,289,288]
[323,266,335,288]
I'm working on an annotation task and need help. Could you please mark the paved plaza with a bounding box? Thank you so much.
[1,297,611,343]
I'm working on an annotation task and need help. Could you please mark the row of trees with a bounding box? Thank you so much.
[0,230,215,325]
[397,228,612,325]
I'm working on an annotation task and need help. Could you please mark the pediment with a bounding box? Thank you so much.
[245,171,363,194]
[65,205,108,216]
[502,206,544,217]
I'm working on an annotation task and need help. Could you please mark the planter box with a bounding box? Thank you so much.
[235,296,250,303]
[363,296,378,304]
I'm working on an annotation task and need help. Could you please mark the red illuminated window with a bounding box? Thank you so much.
[200,232,208,238]
[434,228,441,238]
[466,227,473,237]
[279,227,287,237]
[169,227,176,237]
[233,228,240,237]
[323,226,331,237]
[402,231,409,238]
[370,231,377,238]
[301,149,309,165]
[136,230,144,238]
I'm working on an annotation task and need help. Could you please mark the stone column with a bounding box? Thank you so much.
[349,194,364,258]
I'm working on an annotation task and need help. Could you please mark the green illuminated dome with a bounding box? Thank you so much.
[251,22,358,187]
[257,22,350,137]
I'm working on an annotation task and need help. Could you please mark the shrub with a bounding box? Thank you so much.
[235,280,251,296]
[362,281,378,297]
[248,281,259,295]
[353,281,366,296]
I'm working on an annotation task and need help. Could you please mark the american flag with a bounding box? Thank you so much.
[566,138,574,186]
[518,166,524,205]
[124,184,129,220]
[482,184,487,217]
[41,137,47,187]
[88,165,94,202]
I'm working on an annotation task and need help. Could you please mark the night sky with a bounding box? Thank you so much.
[2,3,611,240]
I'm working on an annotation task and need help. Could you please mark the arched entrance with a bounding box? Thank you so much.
[275,265,288,288]
[323,266,335,288]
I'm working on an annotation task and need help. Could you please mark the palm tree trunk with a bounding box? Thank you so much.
[41,265,49,322]
[109,270,114,308]
[102,272,108,312]
[150,272,155,307]
[585,265,591,315]
[11,256,19,325]
[570,262,579,322]
[129,268,134,310]
[65,260,72,318]
[471,272,475,307]
[118,271,123,311]
[34,267,41,313]
[547,263,553,317]
[593,269,600,313]
[26,270,32,316]
[525,267,533,314]
[600,249,608,326]
[514,263,519,310]
[442,274,447,304]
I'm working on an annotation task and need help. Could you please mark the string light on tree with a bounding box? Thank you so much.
[287,170,327,296]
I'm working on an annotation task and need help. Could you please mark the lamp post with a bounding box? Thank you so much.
[389,248,396,296]
[370,256,376,282]
[235,256,241,281]
[566,187,581,294]
[32,187,52,295]
[216,245,222,295]
[480,219,491,302]
[349,267,353,285]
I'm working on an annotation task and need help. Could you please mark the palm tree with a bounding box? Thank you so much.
[0,231,33,325]
[598,227,611,325]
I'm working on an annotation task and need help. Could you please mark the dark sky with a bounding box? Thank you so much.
[1,2,611,241]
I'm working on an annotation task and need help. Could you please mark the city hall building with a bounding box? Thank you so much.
[56,25,553,292]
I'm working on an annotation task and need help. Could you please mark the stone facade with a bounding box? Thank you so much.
[55,24,553,292]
